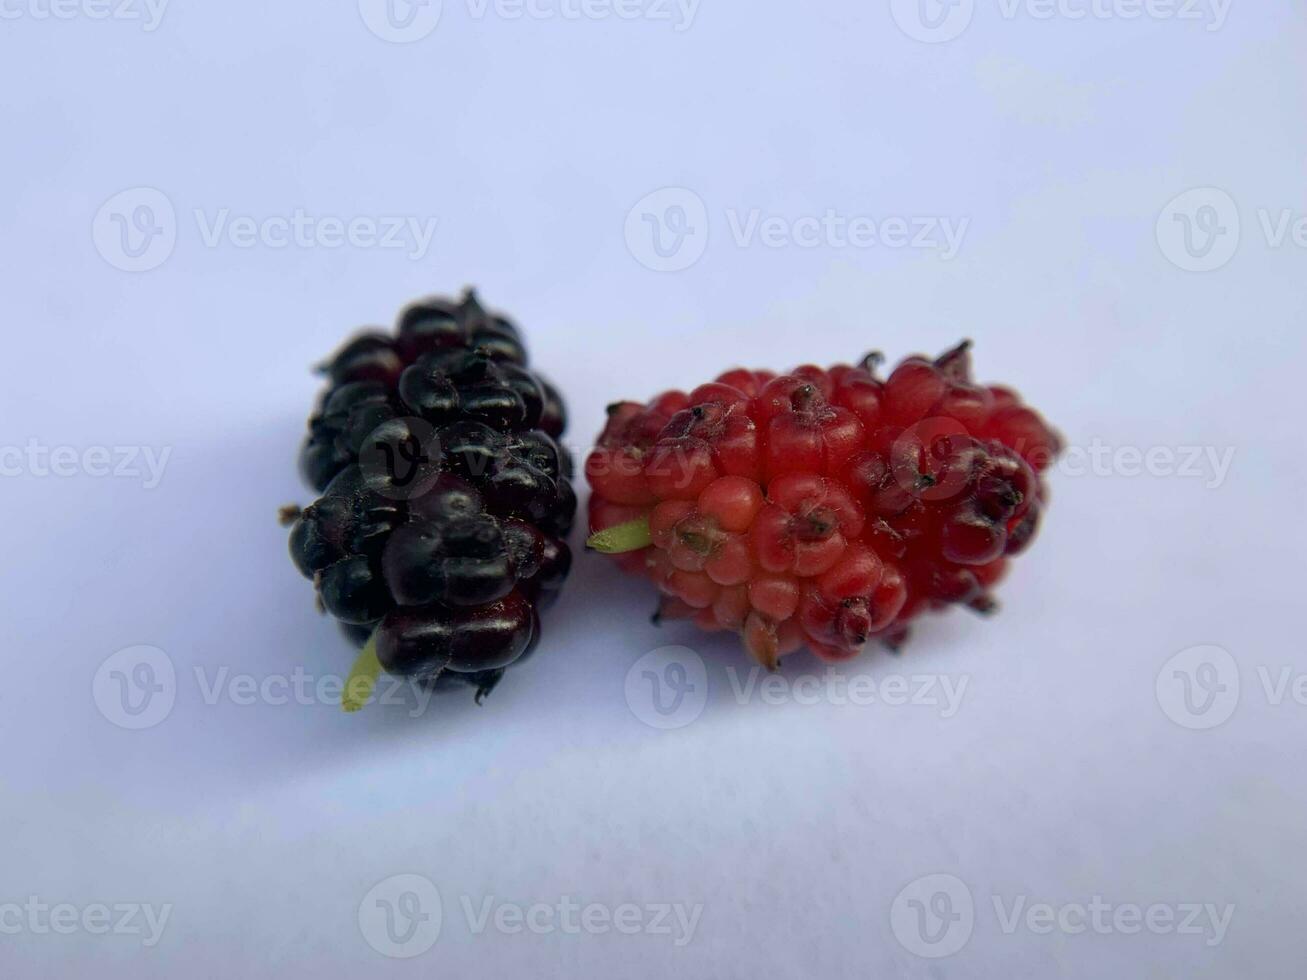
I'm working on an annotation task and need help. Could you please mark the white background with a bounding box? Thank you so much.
[2,1,1305,977]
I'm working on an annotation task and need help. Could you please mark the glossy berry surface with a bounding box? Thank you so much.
[586,342,1060,668]
[288,290,575,702]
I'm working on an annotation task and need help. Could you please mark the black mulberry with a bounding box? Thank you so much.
[287,290,575,707]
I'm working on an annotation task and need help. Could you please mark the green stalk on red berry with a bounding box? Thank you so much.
[585,341,1061,669]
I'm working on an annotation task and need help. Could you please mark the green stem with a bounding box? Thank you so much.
[342,632,383,713]
[585,517,653,554]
